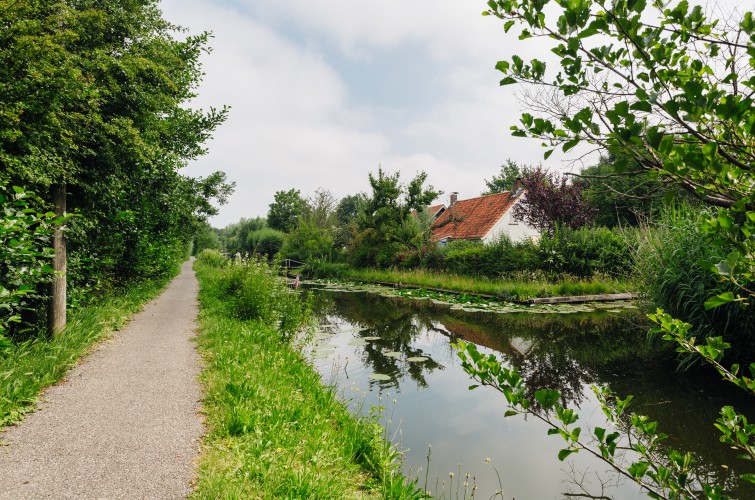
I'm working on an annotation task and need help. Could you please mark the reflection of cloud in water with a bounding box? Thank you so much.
[307,286,755,499]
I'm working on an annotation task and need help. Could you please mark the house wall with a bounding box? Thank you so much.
[481,198,540,244]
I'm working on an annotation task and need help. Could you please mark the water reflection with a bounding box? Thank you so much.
[308,287,755,498]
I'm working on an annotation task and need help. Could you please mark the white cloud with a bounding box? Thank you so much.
[161,0,568,226]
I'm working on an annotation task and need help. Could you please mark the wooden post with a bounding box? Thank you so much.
[48,182,66,336]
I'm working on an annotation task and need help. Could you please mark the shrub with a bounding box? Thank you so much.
[197,249,228,268]
[215,256,310,339]
[538,226,635,278]
[635,205,755,362]
[247,228,286,258]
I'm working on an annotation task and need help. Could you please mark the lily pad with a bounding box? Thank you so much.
[406,356,429,363]
[368,373,392,381]
[362,336,382,341]
[384,351,402,358]
[348,339,369,346]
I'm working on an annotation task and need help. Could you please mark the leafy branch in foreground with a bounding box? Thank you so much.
[454,340,724,499]
[650,309,755,481]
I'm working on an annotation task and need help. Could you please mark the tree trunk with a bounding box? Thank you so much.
[48,182,66,336]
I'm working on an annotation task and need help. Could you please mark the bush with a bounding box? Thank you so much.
[196,249,228,268]
[538,226,635,278]
[247,228,286,258]
[635,205,755,362]
[213,256,310,339]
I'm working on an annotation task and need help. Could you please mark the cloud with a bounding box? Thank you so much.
[161,0,569,226]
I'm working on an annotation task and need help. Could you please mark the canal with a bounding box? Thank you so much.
[304,282,755,499]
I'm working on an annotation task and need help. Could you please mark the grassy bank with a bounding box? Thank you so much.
[191,253,424,498]
[0,263,182,429]
[313,266,636,302]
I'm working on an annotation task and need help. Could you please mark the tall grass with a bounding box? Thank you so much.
[317,267,634,301]
[191,258,426,498]
[635,205,755,362]
[0,263,181,428]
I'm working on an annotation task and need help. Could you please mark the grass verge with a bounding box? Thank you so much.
[319,267,635,301]
[0,263,181,429]
[191,256,425,499]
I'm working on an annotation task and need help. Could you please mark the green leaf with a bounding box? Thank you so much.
[558,448,576,461]
[702,142,717,161]
[704,292,736,309]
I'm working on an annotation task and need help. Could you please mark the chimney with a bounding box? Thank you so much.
[511,178,524,197]
[450,192,458,207]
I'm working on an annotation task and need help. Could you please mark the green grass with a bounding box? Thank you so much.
[191,260,425,499]
[324,267,635,302]
[0,264,181,429]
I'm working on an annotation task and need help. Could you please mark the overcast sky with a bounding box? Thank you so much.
[159,0,586,227]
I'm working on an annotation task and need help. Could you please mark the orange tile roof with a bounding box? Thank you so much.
[430,192,518,241]
[428,204,446,217]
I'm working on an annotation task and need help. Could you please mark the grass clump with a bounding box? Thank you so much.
[324,267,633,302]
[192,258,426,499]
[0,264,180,428]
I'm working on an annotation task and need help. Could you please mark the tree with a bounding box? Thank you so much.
[482,159,533,195]
[581,153,694,228]
[485,0,753,303]
[513,167,597,234]
[350,168,438,267]
[485,0,755,491]
[193,222,221,255]
[0,1,231,335]
[267,189,307,233]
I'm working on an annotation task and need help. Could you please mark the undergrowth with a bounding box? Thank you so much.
[191,253,426,499]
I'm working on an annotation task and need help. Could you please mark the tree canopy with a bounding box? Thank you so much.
[486,0,754,305]
[1,0,232,331]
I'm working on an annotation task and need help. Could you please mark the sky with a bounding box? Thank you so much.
[159,0,588,227]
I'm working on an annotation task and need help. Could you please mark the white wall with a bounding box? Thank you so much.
[481,198,540,244]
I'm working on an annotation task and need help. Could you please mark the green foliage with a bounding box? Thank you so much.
[581,154,693,228]
[0,187,66,341]
[192,222,221,255]
[0,0,231,316]
[247,228,286,258]
[220,217,267,255]
[350,167,438,268]
[487,0,755,342]
[280,217,332,262]
[455,340,726,498]
[538,225,635,278]
[267,189,307,233]
[192,262,426,498]
[636,206,755,361]
[650,310,755,485]
[213,256,309,339]
[482,158,532,195]
[196,249,228,268]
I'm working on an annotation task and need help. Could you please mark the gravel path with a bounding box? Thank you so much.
[0,260,203,499]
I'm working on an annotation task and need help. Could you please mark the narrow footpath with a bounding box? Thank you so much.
[0,260,203,499]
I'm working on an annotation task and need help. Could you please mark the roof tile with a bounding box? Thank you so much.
[430,192,518,241]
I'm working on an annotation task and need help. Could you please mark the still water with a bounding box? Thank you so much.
[305,284,755,499]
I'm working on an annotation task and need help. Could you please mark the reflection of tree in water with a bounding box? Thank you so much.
[312,291,444,389]
[311,287,755,497]
[515,350,594,409]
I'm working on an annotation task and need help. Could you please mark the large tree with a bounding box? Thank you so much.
[0,1,231,334]
[267,189,307,233]
[350,167,438,267]
[485,0,754,304]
